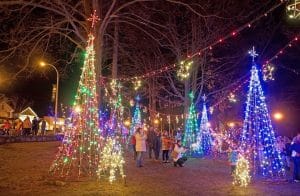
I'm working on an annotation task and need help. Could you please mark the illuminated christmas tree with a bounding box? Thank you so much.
[49,11,101,179]
[105,91,124,137]
[183,92,203,157]
[240,47,285,177]
[129,96,142,135]
[200,96,212,156]
[233,154,251,187]
[97,137,125,183]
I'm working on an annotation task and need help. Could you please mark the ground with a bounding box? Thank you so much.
[0,142,299,196]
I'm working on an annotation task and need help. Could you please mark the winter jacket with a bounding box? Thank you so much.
[228,150,238,165]
[161,136,170,150]
[147,130,156,147]
[131,135,136,145]
[135,132,147,152]
[173,144,186,162]
[23,118,32,129]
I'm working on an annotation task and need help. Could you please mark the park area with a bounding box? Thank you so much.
[0,141,299,196]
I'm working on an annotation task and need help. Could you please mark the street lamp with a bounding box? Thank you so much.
[273,112,283,121]
[39,61,59,134]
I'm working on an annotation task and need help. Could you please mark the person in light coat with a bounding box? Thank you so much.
[135,127,147,167]
[173,140,187,167]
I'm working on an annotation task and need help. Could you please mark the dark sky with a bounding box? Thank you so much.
[0,2,300,136]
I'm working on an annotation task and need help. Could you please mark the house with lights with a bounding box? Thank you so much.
[0,99,14,119]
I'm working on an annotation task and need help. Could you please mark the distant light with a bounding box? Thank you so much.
[39,61,46,67]
[228,122,235,128]
[154,119,159,125]
[273,112,283,120]
[206,122,211,127]
[74,106,81,113]
[124,120,131,126]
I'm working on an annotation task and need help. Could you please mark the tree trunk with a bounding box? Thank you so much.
[112,19,119,79]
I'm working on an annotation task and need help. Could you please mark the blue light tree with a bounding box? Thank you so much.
[182,92,203,157]
[200,96,213,156]
[240,47,285,177]
[129,96,142,135]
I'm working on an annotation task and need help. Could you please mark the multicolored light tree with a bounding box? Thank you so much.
[49,12,101,179]
[200,96,212,156]
[240,47,285,177]
[129,96,142,135]
[105,91,124,137]
[183,92,203,157]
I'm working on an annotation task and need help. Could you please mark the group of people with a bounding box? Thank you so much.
[131,127,188,168]
[0,116,47,136]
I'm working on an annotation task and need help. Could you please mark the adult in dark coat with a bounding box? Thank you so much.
[147,127,156,159]
[153,130,161,160]
[32,117,39,135]
[291,135,300,182]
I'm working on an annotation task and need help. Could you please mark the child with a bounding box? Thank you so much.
[228,144,238,174]
[161,131,171,163]
[172,140,187,167]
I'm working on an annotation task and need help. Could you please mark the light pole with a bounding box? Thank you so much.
[40,61,59,134]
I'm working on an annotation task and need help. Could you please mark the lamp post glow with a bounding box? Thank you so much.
[154,119,159,125]
[273,112,283,121]
[228,122,235,128]
[124,120,131,127]
[40,61,60,134]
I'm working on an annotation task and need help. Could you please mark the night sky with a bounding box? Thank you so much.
[0,1,300,136]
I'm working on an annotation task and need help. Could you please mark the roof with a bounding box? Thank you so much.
[0,100,14,112]
[19,107,38,117]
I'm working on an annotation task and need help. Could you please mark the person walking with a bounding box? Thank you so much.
[291,135,300,182]
[228,144,238,174]
[161,131,171,163]
[32,117,39,135]
[23,116,32,136]
[147,127,156,159]
[153,130,161,161]
[15,119,23,136]
[41,119,46,136]
[172,140,187,167]
[135,127,147,167]
[131,133,137,160]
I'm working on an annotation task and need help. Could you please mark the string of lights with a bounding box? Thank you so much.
[262,35,300,80]
[101,0,285,82]
[121,75,250,119]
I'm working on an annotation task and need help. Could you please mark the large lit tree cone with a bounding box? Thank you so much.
[240,49,285,177]
[49,33,101,180]
[200,100,213,156]
[182,92,203,157]
[97,137,126,183]
[233,154,251,187]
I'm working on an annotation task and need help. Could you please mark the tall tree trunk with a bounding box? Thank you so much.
[112,20,119,79]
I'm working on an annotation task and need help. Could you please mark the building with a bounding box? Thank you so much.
[0,100,14,119]
[18,107,38,122]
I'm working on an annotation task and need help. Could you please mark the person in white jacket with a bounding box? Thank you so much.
[135,127,147,167]
[173,140,188,167]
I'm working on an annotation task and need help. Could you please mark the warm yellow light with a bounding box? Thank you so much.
[233,154,251,187]
[154,119,159,124]
[124,120,131,126]
[74,105,81,113]
[39,61,46,67]
[228,122,235,128]
[273,112,283,120]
